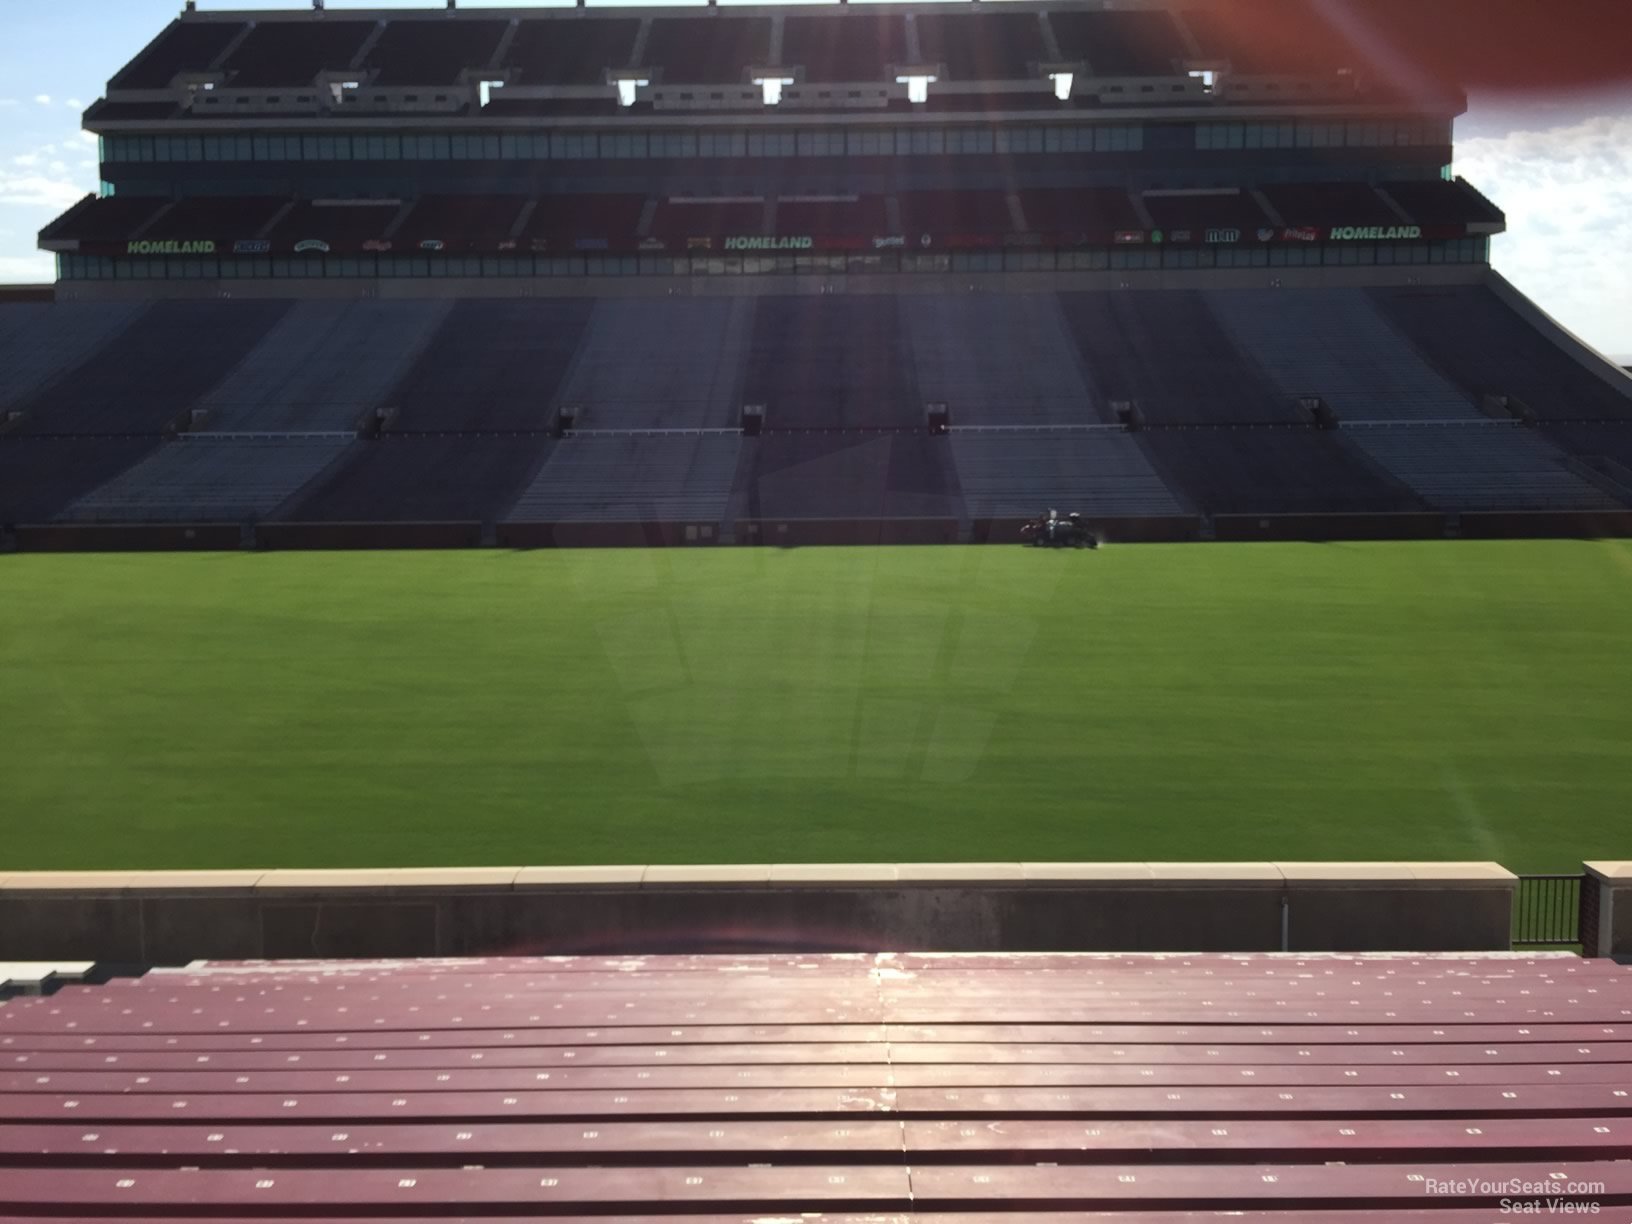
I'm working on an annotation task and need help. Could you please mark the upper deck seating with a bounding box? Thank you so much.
[1018,189,1142,237]
[198,301,453,433]
[64,436,354,523]
[1370,286,1632,421]
[951,431,1182,517]
[40,196,168,245]
[1142,189,1271,234]
[1183,1,1359,75]
[387,300,594,433]
[774,197,890,239]
[553,298,751,430]
[1345,422,1628,510]
[141,197,287,241]
[741,297,921,429]
[503,17,642,87]
[264,200,400,249]
[914,12,1047,81]
[645,17,771,85]
[362,19,507,87]
[12,300,294,436]
[110,20,248,89]
[649,198,766,245]
[0,303,148,412]
[733,432,960,521]
[781,13,907,83]
[219,20,374,87]
[1059,291,1292,424]
[1049,10,1187,76]
[0,438,159,525]
[1262,182,1399,228]
[1139,427,1423,513]
[906,294,1099,426]
[1380,179,1503,228]
[397,196,528,250]
[897,191,1014,237]
[508,435,742,523]
[1206,288,1478,421]
[521,194,647,249]
[283,435,553,523]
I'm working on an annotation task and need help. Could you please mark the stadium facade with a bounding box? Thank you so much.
[4,0,1632,544]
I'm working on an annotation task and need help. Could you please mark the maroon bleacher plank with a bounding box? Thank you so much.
[885,1022,1632,1045]
[0,1164,914,1213]
[907,1161,1631,1210]
[888,1041,1632,1066]
[0,1213,1597,1224]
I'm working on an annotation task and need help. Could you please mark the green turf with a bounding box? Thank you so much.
[2,540,1629,873]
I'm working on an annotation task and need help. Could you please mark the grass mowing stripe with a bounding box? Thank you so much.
[0,540,1627,873]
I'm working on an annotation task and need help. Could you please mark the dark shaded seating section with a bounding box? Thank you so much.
[520,194,646,248]
[265,200,400,248]
[0,438,159,524]
[1050,10,1187,76]
[1381,178,1504,228]
[645,17,770,84]
[781,13,907,83]
[897,191,1014,236]
[109,20,247,89]
[362,19,507,87]
[1544,423,1632,484]
[1140,428,1422,513]
[734,432,960,520]
[387,300,595,432]
[284,435,552,523]
[1143,189,1271,233]
[1262,182,1398,227]
[1371,286,1632,421]
[1058,291,1293,424]
[13,300,293,436]
[650,198,764,244]
[39,196,167,245]
[1019,188,1142,236]
[398,196,528,249]
[142,196,288,241]
[915,12,1047,81]
[742,297,921,429]
[503,18,641,87]
[775,196,889,238]
[1183,1,1360,74]
[219,20,374,87]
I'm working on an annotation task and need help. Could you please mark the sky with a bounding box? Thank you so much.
[0,0,1627,362]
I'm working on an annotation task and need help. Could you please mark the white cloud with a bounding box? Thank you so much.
[0,99,19,108]
[78,131,99,144]
[0,252,57,283]
[1457,113,1632,364]
[33,94,51,106]
[0,172,88,209]
[12,153,40,168]
[64,98,84,110]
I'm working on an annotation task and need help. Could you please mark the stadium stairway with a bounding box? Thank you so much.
[1206,288,1480,422]
[506,433,742,524]
[1343,421,1629,511]
[195,300,454,433]
[950,429,1184,518]
[62,434,356,524]
[1,953,1630,1218]
[905,293,1104,426]
[552,297,752,430]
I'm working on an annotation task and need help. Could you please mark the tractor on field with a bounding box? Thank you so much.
[1022,510,1098,549]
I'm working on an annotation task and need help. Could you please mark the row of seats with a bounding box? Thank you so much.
[46,180,1489,249]
[8,290,1629,438]
[110,6,1367,92]
[6,423,1627,527]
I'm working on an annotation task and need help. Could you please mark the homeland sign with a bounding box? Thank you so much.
[127,240,215,255]
[1328,224,1423,241]
[723,236,812,251]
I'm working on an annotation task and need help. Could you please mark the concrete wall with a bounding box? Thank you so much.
[0,863,1515,962]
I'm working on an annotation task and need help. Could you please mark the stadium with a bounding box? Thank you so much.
[2,0,1632,1218]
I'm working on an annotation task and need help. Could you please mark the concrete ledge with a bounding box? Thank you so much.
[0,862,1521,960]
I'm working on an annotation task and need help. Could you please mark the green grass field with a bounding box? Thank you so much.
[2,540,1629,874]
